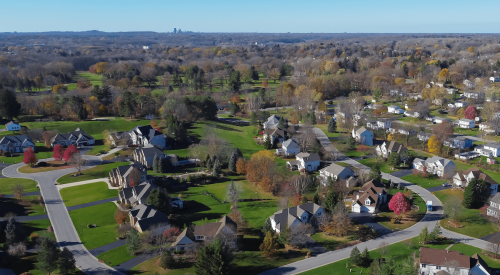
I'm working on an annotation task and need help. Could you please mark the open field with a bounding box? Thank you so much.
[0,178,38,194]
[57,162,130,184]
[60,181,117,207]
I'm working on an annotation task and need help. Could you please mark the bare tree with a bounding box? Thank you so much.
[68,152,85,176]
[8,243,26,258]
[290,175,312,196]
[12,183,25,199]
[489,234,500,259]
[296,125,316,152]
[377,241,389,256]
[443,196,464,222]
[289,223,314,248]
[278,184,295,210]
[319,204,353,237]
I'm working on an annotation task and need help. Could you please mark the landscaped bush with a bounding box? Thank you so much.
[3,151,10,157]
[29,232,39,242]
[37,161,48,167]
[100,150,106,154]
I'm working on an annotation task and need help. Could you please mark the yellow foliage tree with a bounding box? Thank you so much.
[438,68,449,81]
[94,62,107,74]
[457,108,465,119]
[387,134,393,141]
[394,78,405,85]
[428,135,440,155]
[52,84,67,94]
[468,46,474,53]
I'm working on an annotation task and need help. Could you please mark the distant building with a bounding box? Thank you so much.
[376,141,408,159]
[0,135,35,153]
[129,125,166,149]
[457,118,475,129]
[133,145,166,168]
[263,115,281,129]
[319,163,354,184]
[276,139,300,157]
[51,128,95,147]
[5,121,20,131]
[352,127,373,146]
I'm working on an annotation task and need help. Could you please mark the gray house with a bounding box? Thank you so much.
[171,216,237,250]
[51,128,95,147]
[129,204,170,233]
[0,135,36,153]
[319,163,355,183]
[133,145,166,168]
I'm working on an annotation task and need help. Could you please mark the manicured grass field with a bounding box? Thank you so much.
[401,174,446,188]
[314,124,342,139]
[433,189,497,238]
[0,150,53,164]
[0,178,38,194]
[69,202,119,250]
[23,219,55,241]
[454,127,479,136]
[67,72,103,90]
[86,142,111,155]
[60,181,117,207]
[357,158,406,174]
[57,162,130,184]
[97,245,136,267]
[449,243,500,268]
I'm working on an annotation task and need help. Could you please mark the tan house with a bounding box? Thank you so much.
[129,204,170,233]
[453,167,498,195]
[351,181,387,213]
[171,216,237,250]
[109,163,148,188]
[133,145,166,168]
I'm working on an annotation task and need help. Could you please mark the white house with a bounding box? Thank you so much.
[446,88,458,94]
[433,117,451,124]
[269,203,324,233]
[487,193,500,218]
[393,108,405,114]
[417,132,432,142]
[404,111,420,118]
[376,141,408,158]
[419,247,490,275]
[129,125,166,149]
[457,118,475,129]
[453,168,498,195]
[351,181,387,213]
[286,153,320,172]
[376,120,391,129]
[352,127,373,146]
[263,115,281,129]
[276,139,300,157]
[474,142,500,157]
[463,79,476,89]
[479,122,495,133]
[389,90,405,96]
[263,128,288,144]
[319,163,354,183]
[464,91,484,99]
[387,105,400,113]
[455,101,468,108]
[413,156,456,177]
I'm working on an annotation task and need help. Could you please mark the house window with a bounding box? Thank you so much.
[365,199,370,205]
[421,264,426,268]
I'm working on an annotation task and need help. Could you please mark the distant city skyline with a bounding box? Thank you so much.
[2,0,500,33]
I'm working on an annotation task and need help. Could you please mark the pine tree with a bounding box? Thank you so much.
[250,112,257,126]
[127,228,141,254]
[37,238,59,275]
[146,189,170,214]
[264,135,272,149]
[58,247,76,275]
[278,117,285,129]
[0,89,21,120]
[260,231,279,258]
[261,218,274,235]
[327,118,337,133]
[153,154,160,173]
[387,152,400,168]
[194,238,233,275]
[360,247,370,267]
[368,164,382,183]
[463,178,489,209]
[212,159,221,177]
[5,217,23,245]
[206,157,213,170]
[313,192,320,204]
[347,134,356,150]
[324,190,338,212]
[277,225,291,245]
[235,148,243,158]
[228,153,237,173]
[350,247,361,266]
[429,224,441,242]
[159,251,177,269]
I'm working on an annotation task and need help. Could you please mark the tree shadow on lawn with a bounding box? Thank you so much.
[461,214,490,225]
[170,200,227,227]
[0,197,38,217]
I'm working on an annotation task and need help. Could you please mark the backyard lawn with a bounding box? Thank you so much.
[97,245,136,267]
[0,178,38,194]
[60,181,117,207]
[401,174,446,188]
[310,232,358,251]
[454,127,479,136]
[448,243,500,268]
[68,202,119,250]
[57,162,130,184]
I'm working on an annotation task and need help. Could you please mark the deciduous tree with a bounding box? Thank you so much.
[428,135,440,155]
[23,147,37,167]
[464,106,478,120]
[52,145,64,161]
[389,192,411,216]
[63,145,79,162]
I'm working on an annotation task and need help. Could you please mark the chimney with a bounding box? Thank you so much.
[446,250,449,253]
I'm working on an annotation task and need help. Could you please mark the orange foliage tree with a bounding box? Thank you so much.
[245,150,276,183]
[236,158,246,175]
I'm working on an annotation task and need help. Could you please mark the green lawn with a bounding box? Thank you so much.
[97,245,136,267]
[401,174,446,188]
[60,181,117,207]
[357,158,407,174]
[67,72,103,90]
[23,219,55,242]
[57,162,130,184]
[454,127,479,136]
[310,232,357,251]
[0,149,53,164]
[86,142,111,155]
[314,124,343,139]
[0,178,38,194]
[378,189,427,231]
[69,202,119,250]
[452,161,500,183]
[449,243,500,268]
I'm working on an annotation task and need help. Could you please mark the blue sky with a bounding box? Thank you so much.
[1,0,499,33]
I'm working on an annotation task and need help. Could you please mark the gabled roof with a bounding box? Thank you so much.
[419,247,472,269]
[354,127,371,136]
[0,135,33,145]
[130,125,163,141]
[320,163,353,176]
[282,139,299,149]
[296,152,320,162]
[425,156,454,167]
[5,121,19,127]
[462,167,499,187]
[138,144,165,157]
[490,193,500,204]
[485,142,500,148]
[383,141,407,154]
[270,203,322,232]
[52,129,94,142]
[130,204,170,232]
[193,215,237,238]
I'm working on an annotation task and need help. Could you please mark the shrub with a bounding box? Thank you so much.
[100,150,106,154]
[29,232,39,241]
[391,218,396,224]
[37,161,48,167]
[187,175,193,182]
[3,151,11,157]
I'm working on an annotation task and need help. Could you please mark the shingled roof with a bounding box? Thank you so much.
[419,247,473,269]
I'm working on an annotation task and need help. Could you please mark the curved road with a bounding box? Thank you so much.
[258,128,493,275]
[2,156,123,275]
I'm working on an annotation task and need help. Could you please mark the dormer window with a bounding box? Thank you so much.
[365,199,371,205]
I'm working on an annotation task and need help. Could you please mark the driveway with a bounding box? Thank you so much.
[348,212,393,236]
[426,185,452,193]
[0,163,9,178]
[389,169,413,178]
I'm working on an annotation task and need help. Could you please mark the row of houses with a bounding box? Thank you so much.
[0,135,35,153]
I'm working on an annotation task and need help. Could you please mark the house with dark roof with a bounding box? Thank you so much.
[487,193,500,218]
[276,139,300,157]
[419,247,491,275]
[269,203,324,233]
[351,181,387,213]
[129,204,170,233]
[0,135,35,153]
[443,136,473,150]
[109,163,149,188]
[319,163,354,183]
[5,121,20,131]
[376,141,408,159]
[413,156,456,178]
[133,145,166,168]
[453,167,498,195]
[263,128,288,144]
[119,182,160,206]
[129,125,166,149]
[286,152,320,172]
[171,216,237,250]
[50,128,95,147]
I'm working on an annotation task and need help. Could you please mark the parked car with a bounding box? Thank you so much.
[442,182,449,187]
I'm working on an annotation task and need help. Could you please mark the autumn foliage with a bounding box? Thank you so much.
[245,150,276,183]
[236,158,246,175]
[52,144,64,161]
[23,147,37,167]
[114,208,128,224]
[388,192,411,216]
[464,106,478,120]
[427,135,440,155]
[63,145,79,162]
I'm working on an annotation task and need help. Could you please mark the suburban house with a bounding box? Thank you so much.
[490,77,500,83]
[276,139,300,157]
[487,193,500,218]
[419,247,491,275]
[387,105,401,113]
[433,117,451,124]
[446,88,458,94]
[286,152,320,172]
[455,101,468,108]
[474,142,500,157]
[119,182,160,206]
[352,127,373,146]
[51,128,95,147]
[129,204,170,233]
[404,111,420,118]
[453,168,498,195]
[133,145,167,168]
[464,91,484,99]
[463,79,476,89]
[269,203,324,233]
[387,128,415,136]
[417,132,432,142]
[0,135,36,153]
[263,128,288,144]
[351,181,387,213]
[319,163,355,183]
[376,141,408,159]
[107,131,129,146]
[443,136,473,149]
[457,118,475,129]
[171,216,237,250]
[129,125,166,149]
[263,114,281,129]
[413,156,456,177]
[5,121,21,131]
[479,122,495,133]
[408,93,422,100]
[109,163,149,188]
[389,90,405,96]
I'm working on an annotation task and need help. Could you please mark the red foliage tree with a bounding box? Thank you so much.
[52,144,64,161]
[63,145,79,162]
[114,208,128,224]
[128,168,141,187]
[464,106,478,120]
[357,145,369,152]
[163,227,180,241]
[23,147,37,167]
[388,192,411,216]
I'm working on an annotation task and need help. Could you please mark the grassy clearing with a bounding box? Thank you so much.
[57,162,130,184]
[357,158,407,174]
[454,127,479,136]
[0,178,38,194]
[86,142,111,156]
[314,124,342,139]
[67,72,103,90]
[69,202,119,250]
[97,245,136,267]
[377,188,427,231]
[433,189,497,238]
[448,243,500,268]
[60,181,117,207]
[18,160,72,173]
[310,232,357,251]
[401,174,446,188]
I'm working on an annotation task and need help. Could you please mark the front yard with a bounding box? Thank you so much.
[376,188,427,231]
[401,174,446,188]
[0,178,38,194]
[97,245,136,267]
[60,181,117,207]
[57,162,130,184]
[357,157,409,174]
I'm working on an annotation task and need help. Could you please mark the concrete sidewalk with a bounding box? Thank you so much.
[57,178,118,190]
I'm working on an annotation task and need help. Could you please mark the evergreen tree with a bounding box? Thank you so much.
[206,157,213,170]
[259,231,279,258]
[283,118,289,129]
[160,157,172,173]
[278,117,285,129]
[250,112,257,126]
[228,153,237,173]
[327,118,337,133]
[429,224,441,242]
[324,190,338,212]
[37,238,59,275]
[368,164,382,183]
[212,159,221,177]
[264,135,272,149]
[5,217,23,245]
[146,189,170,214]
[369,258,382,275]
[298,112,302,122]
[194,238,233,275]
[463,178,489,208]
[127,228,141,254]
[387,152,400,168]
[235,148,243,159]
[313,192,320,204]
[0,89,21,120]
[228,70,242,92]
[261,218,274,235]
[58,247,76,275]
[153,154,161,173]
[350,247,361,266]
[347,134,356,150]
[360,247,370,267]
[418,226,429,244]
[310,112,316,125]
[159,251,177,269]
[277,225,291,245]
